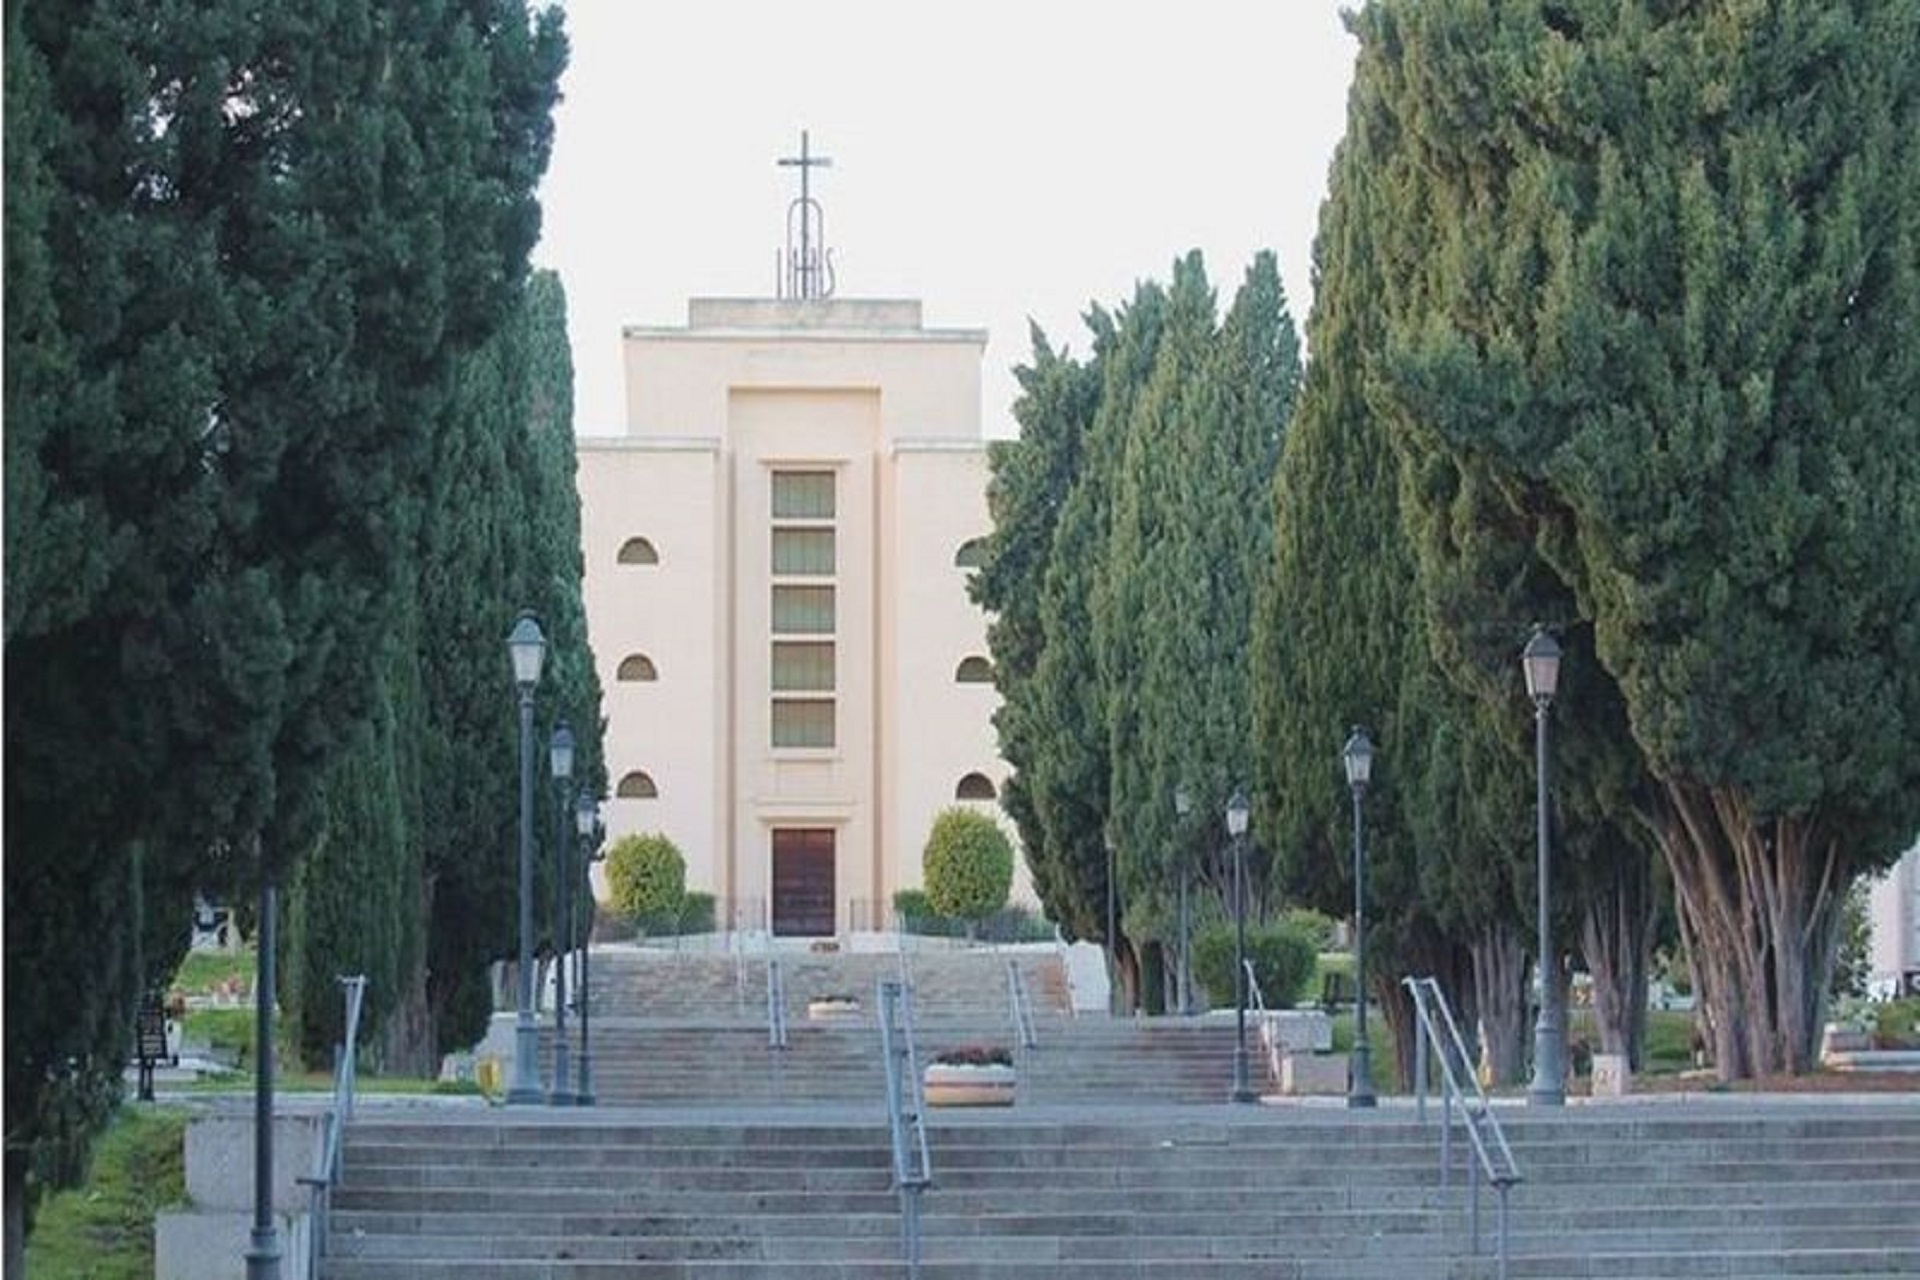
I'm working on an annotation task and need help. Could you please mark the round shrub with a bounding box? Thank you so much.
[1192,921,1318,1010]
[605,832,687,930]
[920,807,1014,922]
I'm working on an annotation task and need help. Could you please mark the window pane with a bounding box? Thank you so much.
[772,528,835,575]
[772,699,835,748]
[772,585,835,634]
[772,642,835,691]
[772,471,835,519]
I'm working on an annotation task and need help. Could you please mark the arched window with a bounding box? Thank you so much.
[954,537,988,569]
[617,653,659,682]
[955,772,997,801]
[617,536,660,565]
[615,770,658,799]
[955,655,994,684]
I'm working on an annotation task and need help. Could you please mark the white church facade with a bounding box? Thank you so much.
[575,292,1016,937]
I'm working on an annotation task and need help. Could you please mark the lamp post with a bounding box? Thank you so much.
[1174,786,1193,1016]
[505,613,546,1105]
[244,850,281,1280]
[1522,625,1565,1107]
[1226,788,1255,1104]
[574,792,602,1106]
[1342,728,1377,1109]
[547,721,575,1105]
[1105,832,1120,1016]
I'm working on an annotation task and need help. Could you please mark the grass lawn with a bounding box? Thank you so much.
[25,1106,187,1280]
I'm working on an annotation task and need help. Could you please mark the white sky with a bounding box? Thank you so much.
[533,3,1360,440]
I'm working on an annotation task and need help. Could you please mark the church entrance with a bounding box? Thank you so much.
[771,828,836,936]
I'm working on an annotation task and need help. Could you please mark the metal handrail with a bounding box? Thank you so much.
[1402,975,1522,1279]
[1243,959,1281,1085]
[300,974,367,1275]
[877,978,932,1280]
[1006,958,1038,1050]
[766,957,789,1049]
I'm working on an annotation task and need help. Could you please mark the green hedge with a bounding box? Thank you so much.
[1192,922,1317,1009]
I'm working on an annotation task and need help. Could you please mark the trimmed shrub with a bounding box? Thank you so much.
[678,890,716,935]
[1192,921,1318,1010]
[605,832,687,930]
[921,807,1014,922]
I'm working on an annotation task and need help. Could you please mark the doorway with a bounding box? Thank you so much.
[771,828,836,936]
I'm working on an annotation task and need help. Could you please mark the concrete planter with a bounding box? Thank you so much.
[923,1063,1016,1107]
[807,998,861,1020]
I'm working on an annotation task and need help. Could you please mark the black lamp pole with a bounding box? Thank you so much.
[574,793,601,1106]
[1227,788,1255,1104]
[505,613,546,1105]
[1174,786,1193,1016]
[1523,625,1566,1107]
[548,722,575,1105]
[1342,727,1377,1109]
[244,853,280,1280]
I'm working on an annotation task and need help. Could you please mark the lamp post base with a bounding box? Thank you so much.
[244,1226,282,1280]
[1229,1046,1257,1104]
[506,1017,544,1105]
[1348,1044,1377,1108]
[1529,1014,1566,1107]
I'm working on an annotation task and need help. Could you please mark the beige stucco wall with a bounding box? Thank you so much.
[579,297,1025,934]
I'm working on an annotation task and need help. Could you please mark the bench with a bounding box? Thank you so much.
[133,993,175,1101]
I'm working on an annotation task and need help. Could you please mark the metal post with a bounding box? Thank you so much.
[507,684,543,1104]
[244,869,281,1280]
[549,781,573,1105]
[1106,837,1119,1016]
[1528,695,1565,1105]
[1177,865,1192,1016]
[576,835,596,1105]
[1230,830,1254,1103]
[1349,783,1376,1108]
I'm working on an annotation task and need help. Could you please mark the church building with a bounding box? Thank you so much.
[575,136,1014,936]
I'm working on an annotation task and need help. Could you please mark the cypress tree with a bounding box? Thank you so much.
[1351,0,1919,1076]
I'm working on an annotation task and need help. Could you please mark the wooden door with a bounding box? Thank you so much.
[771,828,836,936]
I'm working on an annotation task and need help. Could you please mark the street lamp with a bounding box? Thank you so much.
[1226,788,1255,1103]
[505,612,546,1105]
[1522,624,1565,1107]
[1174,786,1193,1016]
[547,721,575,1105]
[1342,728,1377,1109]
[573,791,603,1106]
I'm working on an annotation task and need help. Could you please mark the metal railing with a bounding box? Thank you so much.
[1243,959,1285,1087]
[1006,958,1038,1050]
[1403,975,1522,1279]
[766,957,789,1049]
[299,974,367,1276]
[877,978,932,1280]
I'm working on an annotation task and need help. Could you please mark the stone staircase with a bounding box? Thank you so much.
[587,944,1073,1023]
[320,1103,1920,1279]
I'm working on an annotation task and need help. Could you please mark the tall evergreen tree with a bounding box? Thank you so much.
[3,3,567,1258]
[1350,0,1919,1076]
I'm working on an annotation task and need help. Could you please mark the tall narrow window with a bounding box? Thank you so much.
[771,700,835,748]
[772,528,835,575]
[772,469,837,750]
[772,471,836,519]
[772,586,835,635]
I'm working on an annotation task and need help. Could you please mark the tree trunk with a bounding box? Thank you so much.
[1470,923,1529,1086]
[379,962,437,1079]
[1651,782,1845,1079]
[1578,847,1655,1068]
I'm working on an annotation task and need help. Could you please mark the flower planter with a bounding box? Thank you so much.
[807,997,861,1021]
[923,1062,1016,1107]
